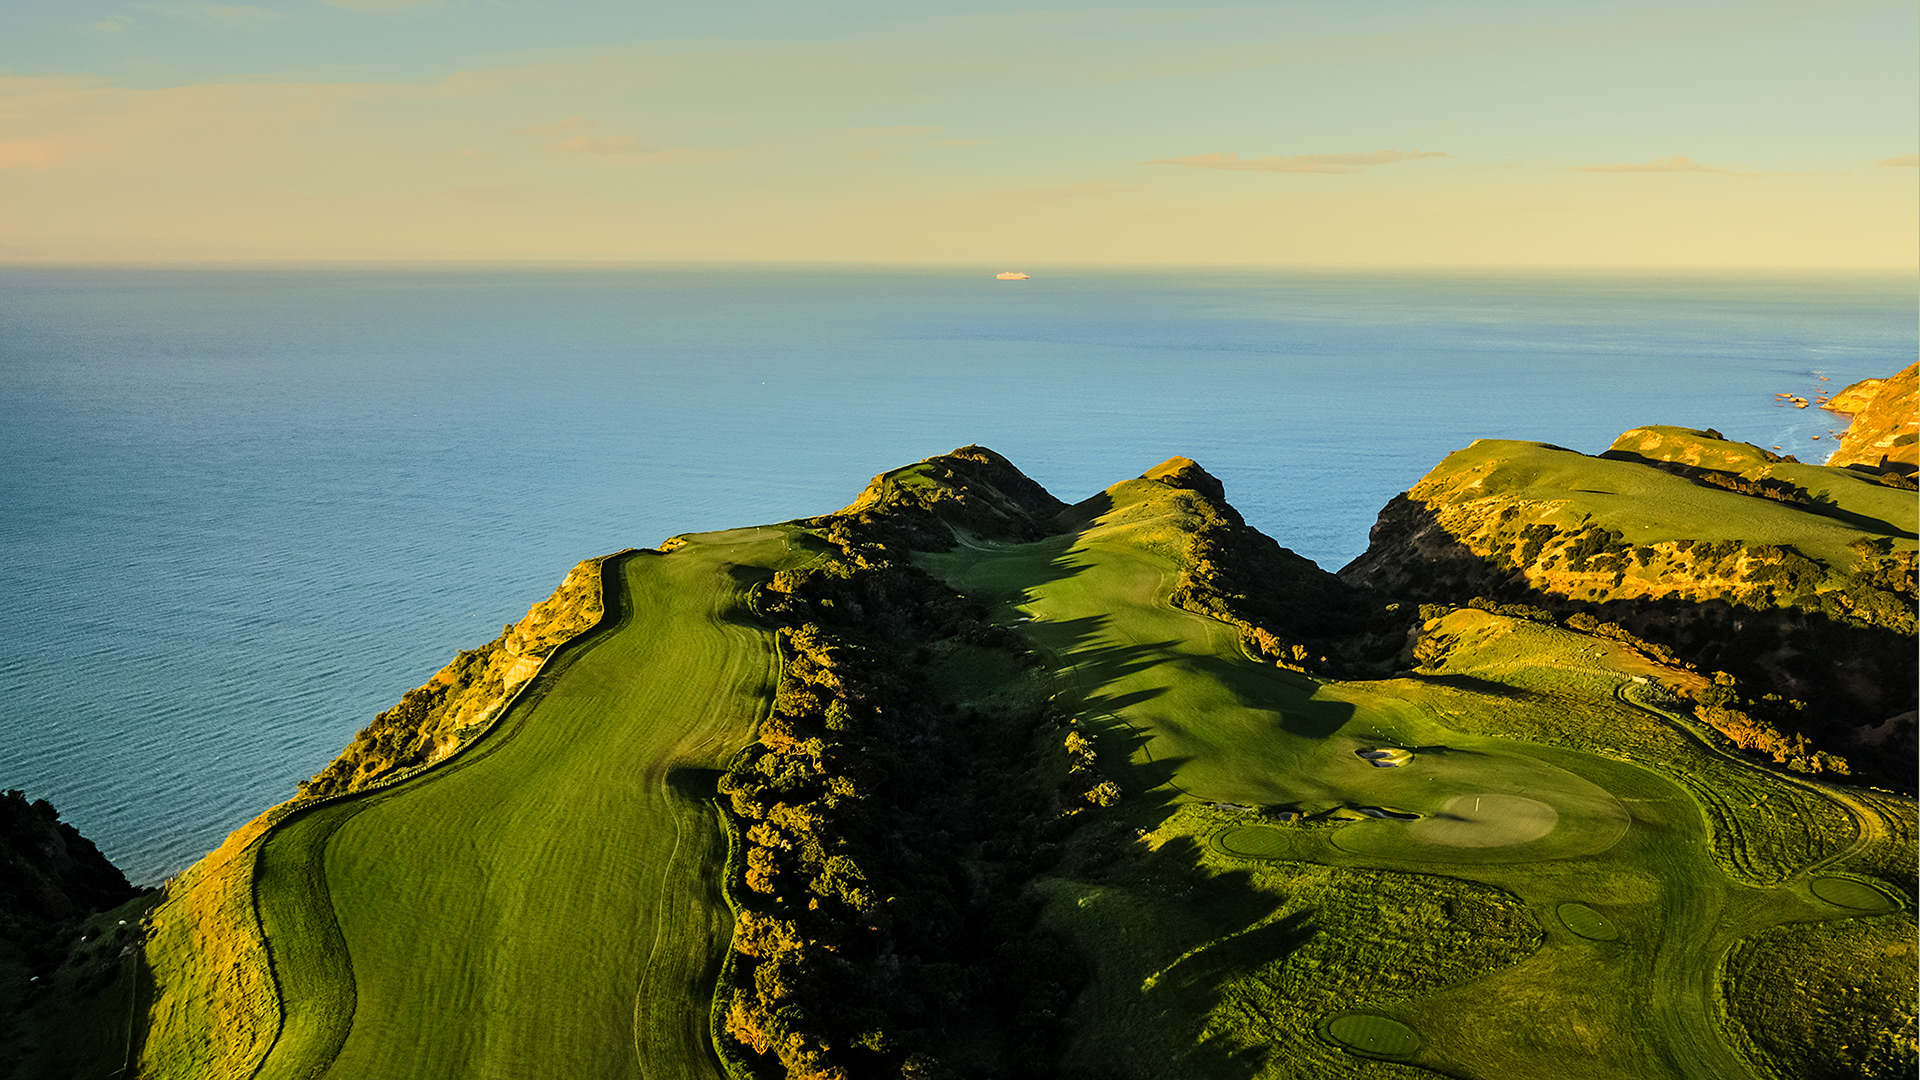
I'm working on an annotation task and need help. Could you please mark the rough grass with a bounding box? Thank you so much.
[248,527,814,1080]
[1035,848,1540,1080]
[1722,914,1917,1080]
[138,815,281,1080]
[1406,608,1861,885]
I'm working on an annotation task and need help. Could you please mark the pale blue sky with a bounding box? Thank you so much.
[2,0,1913,264]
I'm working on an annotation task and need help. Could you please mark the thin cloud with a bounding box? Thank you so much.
[549,135,650,155]
[327,0,435,9]
[0,141,60,171]
[1567,155,1831,177]
[1146,149,1449,174]
[513,116,593,135]
[134,3,292,27]
[1573,155,1731,174]
[930,138,985,148]
[1872,155,1918,168]
[981,180,1142,204]
[87,16,133,31]
[837,125,943,137]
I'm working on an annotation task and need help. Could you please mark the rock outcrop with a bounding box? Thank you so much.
[1824,363,1918,473]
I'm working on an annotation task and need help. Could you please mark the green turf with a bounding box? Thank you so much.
[1807,876,1896,913]
[922,477,1913,1080]
[249,527,815,1080]
[1325,1013,1421,1057]
[1557,903,1620,941]
[1213,825,1291,859]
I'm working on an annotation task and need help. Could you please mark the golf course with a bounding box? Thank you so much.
[236,527,817,1079]
[116,438,1912,1080]
[921,464,1914,1080]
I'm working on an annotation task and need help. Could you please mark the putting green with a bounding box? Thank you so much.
[1558,902,1621,941]
[1330,772,1630,864]
[1809,876,1897,913]
[1413,794,1557,848]
[1213,825,1293,860]
[1326,1012,1421,1057]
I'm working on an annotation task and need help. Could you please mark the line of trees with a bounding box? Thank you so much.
[714,468,1092,1080]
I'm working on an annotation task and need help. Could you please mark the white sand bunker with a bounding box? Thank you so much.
[1356,747,1414,768]
[1408,794,1557,848]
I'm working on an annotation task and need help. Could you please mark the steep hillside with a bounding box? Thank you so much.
[137,555,617,1080]
[1340,426,1917,782]
[1824,363,1918,473]
[0,792,147,1080]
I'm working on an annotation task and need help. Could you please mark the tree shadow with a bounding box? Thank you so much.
[1087,835,1319,1080]
[665,765,724,801]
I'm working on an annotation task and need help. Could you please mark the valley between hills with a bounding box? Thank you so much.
[4,369,1915,1080]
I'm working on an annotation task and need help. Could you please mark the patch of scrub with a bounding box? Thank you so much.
[1324,1012,1421,1057]
[1808,876,1897,913]
[1557,902,1620,941]
[1356,747,1414,767]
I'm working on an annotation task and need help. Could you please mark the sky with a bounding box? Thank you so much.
[0,0,1914,266]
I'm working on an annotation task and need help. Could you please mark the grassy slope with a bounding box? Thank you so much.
[250,527,813,1080]
[1607,425,1917,537]
[1424,438,1912,572]
[925,477,1910,1080]
[138,555,619,1080]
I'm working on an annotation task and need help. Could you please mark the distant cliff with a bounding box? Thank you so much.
[1341,423,1916,782]
[1824,362,1918,473]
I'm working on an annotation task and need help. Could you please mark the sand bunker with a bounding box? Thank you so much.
[1355,747,1413,768]
[1407,794,1557,848]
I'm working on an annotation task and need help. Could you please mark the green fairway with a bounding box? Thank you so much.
[249,527,813,1080]
[923,476,1910,1080]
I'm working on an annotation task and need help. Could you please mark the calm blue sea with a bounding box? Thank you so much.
[1,267,1913,882]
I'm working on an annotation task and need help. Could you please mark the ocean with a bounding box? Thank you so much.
[1,266,1913,883]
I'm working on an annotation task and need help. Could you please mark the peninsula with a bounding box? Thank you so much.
[5,397,1914,1080]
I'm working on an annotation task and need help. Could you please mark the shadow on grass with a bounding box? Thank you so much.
[1099,836,1319,1080]
[666,766,725,802]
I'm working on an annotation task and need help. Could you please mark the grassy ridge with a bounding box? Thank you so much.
[137,554,618,1080]
[248,528,811,1079]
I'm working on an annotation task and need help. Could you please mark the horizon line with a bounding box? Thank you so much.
[0,258,1914,279]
